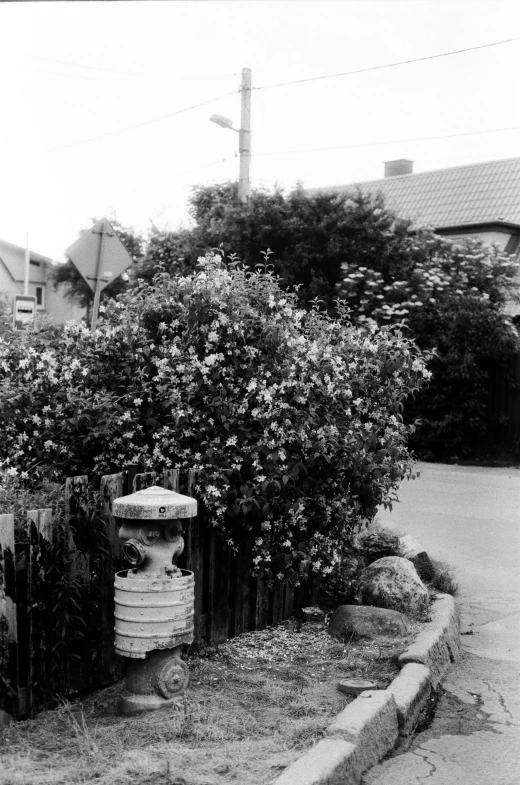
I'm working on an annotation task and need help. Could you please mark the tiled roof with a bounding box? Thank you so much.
[312,158,520,230]
[0,239,52,283]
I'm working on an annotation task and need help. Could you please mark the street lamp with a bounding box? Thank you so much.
[209,114,237,132]
[209,67,251,202]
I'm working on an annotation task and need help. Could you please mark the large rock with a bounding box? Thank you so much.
[329,604,411,641]
[357,556,430,617]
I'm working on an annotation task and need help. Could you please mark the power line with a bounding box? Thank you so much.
[14,64,98,81]
[44,90,238,154]
[255,37,520,91]
[20,53,142,77]
[252,125,520,158]
[156,154,237,186]
[10,50,240,82]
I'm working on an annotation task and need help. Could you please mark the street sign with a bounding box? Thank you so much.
[65,218,133,294]
[65,217,134,329]
[13,295,36,330]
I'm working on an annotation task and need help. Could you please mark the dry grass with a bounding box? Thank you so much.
[426,559,458,596]
[0,617,420,785]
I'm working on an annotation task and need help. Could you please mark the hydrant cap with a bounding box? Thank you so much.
[113,485,197,520]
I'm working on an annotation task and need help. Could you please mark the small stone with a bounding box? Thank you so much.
[302,606,326,623]
[329,604,411,640]
[357,556,430,617]
[214,764,230,774]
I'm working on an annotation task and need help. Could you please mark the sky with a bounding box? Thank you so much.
[1,0,519,262]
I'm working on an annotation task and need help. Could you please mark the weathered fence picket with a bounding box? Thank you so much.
[0,465,309,719]
[98,472,124,685]
[488,353,520,450]
[0,513,19,719]
[26,509,53,717]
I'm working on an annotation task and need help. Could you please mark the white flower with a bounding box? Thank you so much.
[133,398,143,406]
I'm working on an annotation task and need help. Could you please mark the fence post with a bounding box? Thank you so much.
[26,509,53,717]
[133,471,157,492]
[98,472,125,685]
[65,476,91,694]
[184,470,205,643]
[0,514,19,721]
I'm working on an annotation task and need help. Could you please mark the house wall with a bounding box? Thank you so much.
[438,227,516,252]
[0,262,15,298]
[44,277,86,324]
[0,261,86,326]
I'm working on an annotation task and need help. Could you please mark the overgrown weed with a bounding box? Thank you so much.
[427,559,458,595]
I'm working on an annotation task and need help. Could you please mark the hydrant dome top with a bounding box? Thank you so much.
[113,485,197,520]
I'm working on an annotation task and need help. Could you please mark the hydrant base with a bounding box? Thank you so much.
[118,648,189,716]
[119,692,183,716]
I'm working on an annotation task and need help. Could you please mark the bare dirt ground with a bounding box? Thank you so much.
[0,617,420,785]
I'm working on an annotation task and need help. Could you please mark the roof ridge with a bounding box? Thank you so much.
[0,238,53,264]
[309,156,520,229]
[349,156,520,188]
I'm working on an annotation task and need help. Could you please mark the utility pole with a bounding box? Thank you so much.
[238,67,251,202]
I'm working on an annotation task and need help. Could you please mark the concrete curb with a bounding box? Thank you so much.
[272,593,460,785]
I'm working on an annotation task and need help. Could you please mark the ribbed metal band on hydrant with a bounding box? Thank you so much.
[114,569,195,659]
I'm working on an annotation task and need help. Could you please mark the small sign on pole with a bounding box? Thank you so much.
[13,295,36,331]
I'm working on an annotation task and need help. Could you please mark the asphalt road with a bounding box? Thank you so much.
[363,462,520,785]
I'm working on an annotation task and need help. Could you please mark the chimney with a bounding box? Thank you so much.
[384,159,414,178]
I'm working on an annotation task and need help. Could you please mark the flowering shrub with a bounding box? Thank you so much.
[337,232,520,459]
[0,254,430,581]
[338,230,519,324]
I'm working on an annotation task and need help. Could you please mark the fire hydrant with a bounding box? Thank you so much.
[113,485,197,715]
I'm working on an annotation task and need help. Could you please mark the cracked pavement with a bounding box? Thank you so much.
[363,463,520,785]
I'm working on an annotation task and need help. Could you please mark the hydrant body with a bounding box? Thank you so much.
[113,485,197,715]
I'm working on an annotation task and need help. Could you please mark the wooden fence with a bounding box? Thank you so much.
[0,466,309,720]
[488,352,520,451]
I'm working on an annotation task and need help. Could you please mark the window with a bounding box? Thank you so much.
[35,286,45,309]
